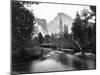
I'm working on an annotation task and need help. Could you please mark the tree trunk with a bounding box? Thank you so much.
[75,41,86,56]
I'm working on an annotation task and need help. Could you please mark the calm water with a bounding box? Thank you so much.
[12,51,96,74]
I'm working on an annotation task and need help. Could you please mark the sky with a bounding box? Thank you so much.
[24,2,91,23]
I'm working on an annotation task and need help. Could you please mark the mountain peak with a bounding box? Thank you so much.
[47,12,73,35]
[57,12,73,20]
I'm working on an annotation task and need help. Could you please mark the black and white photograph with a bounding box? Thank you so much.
[11,0,96,74]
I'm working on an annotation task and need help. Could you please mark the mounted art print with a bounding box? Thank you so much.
[11,0,96,74]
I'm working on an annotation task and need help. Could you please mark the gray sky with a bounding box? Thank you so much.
[24,2,91,23]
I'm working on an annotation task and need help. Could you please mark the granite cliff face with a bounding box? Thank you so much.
[35,13,73,36]
[47,13,73,34]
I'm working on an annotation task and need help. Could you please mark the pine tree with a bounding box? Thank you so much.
[72,12,86,56]
[38,32,43,44]
[12,1,35,50]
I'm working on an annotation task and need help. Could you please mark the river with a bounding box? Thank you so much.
[12,51,96,74]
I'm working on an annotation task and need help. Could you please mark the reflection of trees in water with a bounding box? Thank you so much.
[42,51,96,70]
[12,50,95,73]
[54,52,95,70]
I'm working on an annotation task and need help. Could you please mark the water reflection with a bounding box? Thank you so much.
[29,58,75,72]
[12,52,96,74]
